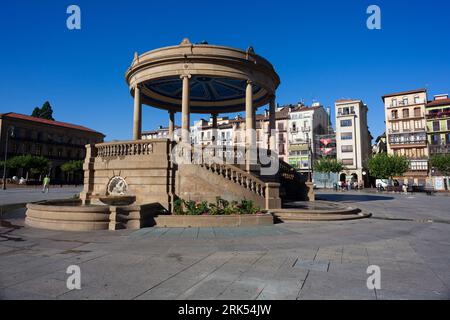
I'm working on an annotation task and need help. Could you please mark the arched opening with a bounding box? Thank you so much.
[351,173,358,182]
[340,173,346,182]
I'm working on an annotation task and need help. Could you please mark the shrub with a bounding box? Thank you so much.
[173,197,261,215]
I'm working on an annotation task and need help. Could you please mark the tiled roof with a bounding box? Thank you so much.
[382,88,427,100]
[0,112,104,135]
[426,98,450,107]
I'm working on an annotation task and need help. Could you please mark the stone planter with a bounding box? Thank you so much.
[154,213,274,228]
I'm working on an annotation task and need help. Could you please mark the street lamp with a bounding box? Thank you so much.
[2,126,15,190]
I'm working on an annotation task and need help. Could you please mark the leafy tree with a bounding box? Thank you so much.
[61,160,83,183]
[31,101,54,120]
[4,155,51,179]
[314,157,344,174]
[430,154,450,190]
[368,153,409,180]
[313,157,344,188]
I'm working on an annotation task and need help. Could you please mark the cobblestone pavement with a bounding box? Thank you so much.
[0,190,449,300]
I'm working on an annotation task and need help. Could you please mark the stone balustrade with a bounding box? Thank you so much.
[95,140,155,157]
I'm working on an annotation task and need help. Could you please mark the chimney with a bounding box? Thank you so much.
[434,94,449,101]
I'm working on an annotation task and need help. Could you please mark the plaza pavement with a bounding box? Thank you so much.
[0,190,449,300]
[0,186,83,207]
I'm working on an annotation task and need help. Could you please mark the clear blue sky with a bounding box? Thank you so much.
[1,0,449,141]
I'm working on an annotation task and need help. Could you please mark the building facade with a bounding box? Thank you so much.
[426,94,450,155]
[382,89,429,185]
[287,103,329,173]
[0,112,104,183]
[335,99,371,186]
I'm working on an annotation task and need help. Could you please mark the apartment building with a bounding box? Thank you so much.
[382,89,428,185]
[0,112,104,183]
[287,103,329,173]
[426,94,450,155]
[335,99,372,186]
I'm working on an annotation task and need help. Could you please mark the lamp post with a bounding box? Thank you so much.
[2,126,15,190]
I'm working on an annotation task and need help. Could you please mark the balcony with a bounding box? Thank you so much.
[388,127,426,134]
[388,99,425,108]
[337,111,356,117]
[429,144,450,154]
[387,113,424,121]
[426,110,450,119]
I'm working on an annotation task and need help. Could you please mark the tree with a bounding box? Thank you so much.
[31,101,54,120]
[314,158,345,188]
[5,155,51,180]
[368,153,409,180]
[61,160,83,184]
[430,154,450,190]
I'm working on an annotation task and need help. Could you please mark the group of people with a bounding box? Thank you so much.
[334,180,364,191]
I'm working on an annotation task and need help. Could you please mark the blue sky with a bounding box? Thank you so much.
[1,0,449,141]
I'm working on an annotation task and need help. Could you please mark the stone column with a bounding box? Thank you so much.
[211,113,218,143]
[245,80,255,172]
[168,111,175,140]
[269,95,276,152]
[133,84,142,140]
[180,75,191,144]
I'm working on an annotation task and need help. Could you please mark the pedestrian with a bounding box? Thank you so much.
[42,175,50,193]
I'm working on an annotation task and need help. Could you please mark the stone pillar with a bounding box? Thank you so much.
[168,111,175,140]
[133,84,142,140]
[245,80,255,172]
[265,182,281,210]
[181,75,191,144]
[269,95,276,152]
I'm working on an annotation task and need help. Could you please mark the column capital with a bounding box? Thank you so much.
[246,79,253,85]
[180,74,192,80]
[134,83,142,90]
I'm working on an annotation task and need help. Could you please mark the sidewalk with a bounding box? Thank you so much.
[0,186,82,208]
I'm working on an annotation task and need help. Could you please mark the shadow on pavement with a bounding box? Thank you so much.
[317,193,395,202]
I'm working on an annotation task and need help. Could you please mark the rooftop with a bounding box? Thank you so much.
[426,98,450,108]
[382,88,427,101]
[0,112,104,136]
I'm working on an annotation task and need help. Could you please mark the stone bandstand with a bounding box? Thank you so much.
[80,39,309,211]
[27,39,329,231]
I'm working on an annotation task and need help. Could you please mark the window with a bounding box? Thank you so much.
[392,99,397,107]
[340,119,352,127]
[431,134,439,145]
[341,145,353,153]
[403,121,410,131]
[342,159,354,166]
[292,122,297,132]
[414,120,422,129]
[414,107,421,117]
[341,132,353,140]
[414,96,421,104]
[278,123,284,131]
[391,110,398,119]
[402,109,409,118]
[35,145,42,156]
[433,121,440,131]
[391,122,399,132]
[403,98,408,106]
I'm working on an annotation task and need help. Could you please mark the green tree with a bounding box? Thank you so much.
[31,101,54,120]
[430,154,450,190]
[5,155,51,180]
[368,153,409,180]
[314,157,345,188]
[61,160,83,183]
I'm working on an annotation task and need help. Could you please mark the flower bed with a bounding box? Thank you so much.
[173,197,264,216]
[154,197,273,228]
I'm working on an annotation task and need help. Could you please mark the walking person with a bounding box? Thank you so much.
[42,175,50,193]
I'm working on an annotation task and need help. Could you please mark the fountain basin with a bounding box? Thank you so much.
[99,195,136,206]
